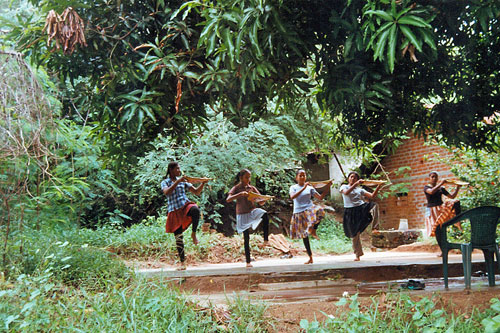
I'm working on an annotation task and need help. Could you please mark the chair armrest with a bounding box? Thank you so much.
[436,211,469,251]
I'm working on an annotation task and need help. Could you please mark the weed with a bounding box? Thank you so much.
[299,293,498,332]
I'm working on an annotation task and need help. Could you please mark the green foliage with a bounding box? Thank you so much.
[43,216,274,264]
[300,293,496,332]
[5,0,500,168]
[309,215,352,254]
[134,111,299,225]
[227,294,269,332]
[37,121,124,227]
[0,275,272,332]
[7,226,131,290]
[2,0,213,172]
[482,298,500,333]
[441,148,500,210]
[363,0,436,73]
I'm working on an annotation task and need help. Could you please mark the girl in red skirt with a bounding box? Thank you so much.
[424,171,461,240]
[161,162,208,270]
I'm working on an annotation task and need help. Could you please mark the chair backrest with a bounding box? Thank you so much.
[468,206,500,246]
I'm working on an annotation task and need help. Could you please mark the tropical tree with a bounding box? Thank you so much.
[2,0,500,168]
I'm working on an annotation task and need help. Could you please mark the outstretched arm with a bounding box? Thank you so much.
[227,191,248,202]
[313,181,333,200]
[364,184,382,200]
[341,179,363,195]
[188,182,207,196]
[446,185,461,199]
[425,180,446,195]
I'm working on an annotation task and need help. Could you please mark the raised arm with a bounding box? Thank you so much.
[363,183,382,200]
[445,185,461,199]
[188,182,207,196]
[162,176,186,196]
[425,179,446,195]
[227,190,248,202]
[312,181,333,200]
[341,179,363,195]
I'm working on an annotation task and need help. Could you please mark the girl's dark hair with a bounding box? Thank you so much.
[296,169,306,176]
[167,161,179,178]
[347,171,360,180]
[235,168,251,184]
[429,171,438,177]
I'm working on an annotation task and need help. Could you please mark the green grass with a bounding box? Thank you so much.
[0,274,271,332]
[93,214,352,262]
[289,215,353,255]
[313,216,352,254]
[3,222,499,332]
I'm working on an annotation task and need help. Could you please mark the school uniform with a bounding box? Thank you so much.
[228,183,269,264]
[340,184,377,258]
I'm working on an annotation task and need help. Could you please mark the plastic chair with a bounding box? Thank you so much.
[436,206,500,289]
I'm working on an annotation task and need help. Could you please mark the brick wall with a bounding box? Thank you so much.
[376,135,454,230]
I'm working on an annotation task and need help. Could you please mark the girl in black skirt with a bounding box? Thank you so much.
[339,171,382,261]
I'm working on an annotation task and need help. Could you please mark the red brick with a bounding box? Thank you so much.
[375,134,456,230]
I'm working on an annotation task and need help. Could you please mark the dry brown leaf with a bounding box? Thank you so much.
[43,7,87,55]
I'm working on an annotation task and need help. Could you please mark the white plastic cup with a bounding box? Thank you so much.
[399,219,409,231]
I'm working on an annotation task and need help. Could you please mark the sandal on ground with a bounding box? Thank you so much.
[400,280,425,290]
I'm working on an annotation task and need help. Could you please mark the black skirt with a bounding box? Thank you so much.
[342,202,375,238]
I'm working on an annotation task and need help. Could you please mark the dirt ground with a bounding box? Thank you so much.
[126,239,499,331]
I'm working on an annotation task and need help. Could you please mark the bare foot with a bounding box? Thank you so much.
[191,232,199,245]
[304,257,313,264]
[354,256,361,261]
[176,263,187,271]
[263,240,269,247]
[246,263,253,268]
[310,229,319,240]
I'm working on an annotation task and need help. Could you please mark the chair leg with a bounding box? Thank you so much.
[443,250,449,289]
[483,249,496,287]
[461,244,472,289]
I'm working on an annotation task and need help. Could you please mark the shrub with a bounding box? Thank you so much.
[442,148,500,210]
[8,226,131,290]
[134,111,301,226]
[437,147,500,241]
[312,215,352,254]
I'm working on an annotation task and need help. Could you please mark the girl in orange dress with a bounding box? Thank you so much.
[424,171,461,238]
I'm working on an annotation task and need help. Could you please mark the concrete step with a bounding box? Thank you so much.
[135,252,496,294]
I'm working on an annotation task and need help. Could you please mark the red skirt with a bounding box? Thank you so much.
[165,202,197,233]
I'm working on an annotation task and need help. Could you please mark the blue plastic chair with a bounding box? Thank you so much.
[436,206,500,289]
